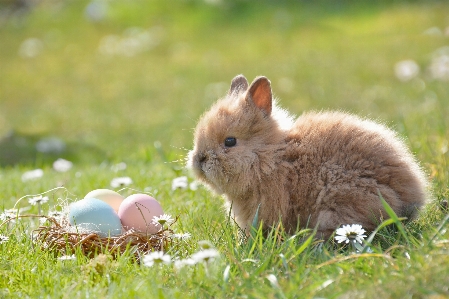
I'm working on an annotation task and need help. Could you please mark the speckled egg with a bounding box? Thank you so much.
[84,189,124,212]
[118,194,163,233]
[68,197,122,237]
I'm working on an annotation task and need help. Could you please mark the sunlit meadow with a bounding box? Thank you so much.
[1,0,449,298]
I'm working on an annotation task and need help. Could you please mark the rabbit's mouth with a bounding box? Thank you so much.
[188,150,226,194]
[189,149,213,172]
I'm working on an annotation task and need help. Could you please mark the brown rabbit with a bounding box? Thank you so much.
[188,75,429,238]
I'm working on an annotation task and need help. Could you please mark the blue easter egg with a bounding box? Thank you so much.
[68,197,122,237]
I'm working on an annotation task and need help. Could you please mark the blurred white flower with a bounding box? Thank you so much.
[98,35,120,56]
[0,235,9,244]
[191,248,220,263]
[198,240,214,250]
[28,195,49,206]
[266,274,280,289]
[53,158,73,172]
[172,232,191,240]
[189,181,199,191]
[335,224,367,244]
[423,27,443,36]
[0,209,19,222]
[111,162,127,172]
[120,37,141,57]
[98,26,163,57]
[441,141,448,155]
[172,176,188,190]
[110,176,133,188]
[174,258,197,269]
[57,254,76,261]
[18,38,44,58]
[84,0,108,22]
[152,214,174,227]
[394,60,420,82]
[429,54,449,81]
[21,169,44,182]
[142,251,171,267]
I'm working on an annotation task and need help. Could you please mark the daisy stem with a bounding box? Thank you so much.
[203,262,210,277]
[351,240,364,252]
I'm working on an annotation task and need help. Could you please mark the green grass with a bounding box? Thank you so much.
[1,0,449,298]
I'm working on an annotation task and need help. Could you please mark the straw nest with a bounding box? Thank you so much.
[31,215,176,261]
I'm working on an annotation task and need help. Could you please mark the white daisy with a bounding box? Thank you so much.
[152,214,174,227]
[171,176,188,190]
[191,248,220,263]
[174,258,197,269]
[53,158,73,172]
[28,196,49,206]
[0,209,19,222]
[21,169,44,182]
[172,232,191,240]
[0,235,9,244]
[57,254,76,261]
[198,240,213,250]
[142,251,171,267]
[110,176,133,188]
[335,224,367,244]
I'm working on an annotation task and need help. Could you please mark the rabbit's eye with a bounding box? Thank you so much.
[224,137,237,147]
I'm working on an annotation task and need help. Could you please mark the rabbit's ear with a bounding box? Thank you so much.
[228,74,249,95]
[246,76,272,115]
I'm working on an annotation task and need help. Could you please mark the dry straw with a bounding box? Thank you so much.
[3,187,179,261]
[2,214,176,261]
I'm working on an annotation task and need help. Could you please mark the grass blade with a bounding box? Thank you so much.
[378,190,410,245]
[362,218,398,252]
[251,203,261,234]
[287,233,314,263]
[429,214,449,245]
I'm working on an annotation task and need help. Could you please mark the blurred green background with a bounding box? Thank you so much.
[0,0,448,173]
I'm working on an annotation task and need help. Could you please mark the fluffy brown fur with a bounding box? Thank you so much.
[188,75,429,237]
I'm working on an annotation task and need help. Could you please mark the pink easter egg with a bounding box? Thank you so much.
[117,194,163,233]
